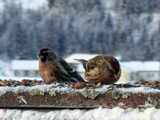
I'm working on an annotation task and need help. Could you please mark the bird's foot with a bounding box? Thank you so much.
[96,83,102,87]
[70,82,86,89]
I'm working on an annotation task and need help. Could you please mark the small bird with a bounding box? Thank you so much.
[38,48,84,84]
[76,55,121,85]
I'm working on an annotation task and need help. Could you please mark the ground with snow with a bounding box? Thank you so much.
[0,107,160,120]
[0,0,47,10]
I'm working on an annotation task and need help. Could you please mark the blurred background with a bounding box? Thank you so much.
[0,0,160,82]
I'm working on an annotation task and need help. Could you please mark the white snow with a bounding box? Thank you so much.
[0,83,73,96]
[11,60,38,70]
[0,0,47,11]
[0,76,41,81]
[116,86,160,94]
[0,107,160,120]
[120,61,160,72]
[19,0,47,10]
[0,83,159,98]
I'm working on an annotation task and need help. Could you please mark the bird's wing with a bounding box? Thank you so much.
[59,58,74,72]
[58,58,84,82]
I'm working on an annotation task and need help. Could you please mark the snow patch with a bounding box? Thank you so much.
[0,83,160,99]
[0,107,160,120]
[0,83,73,96]
[0,0,47,11]
[116,87,160,94]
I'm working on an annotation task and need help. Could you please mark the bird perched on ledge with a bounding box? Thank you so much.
[76,55,121,85]
[38,48,84,84]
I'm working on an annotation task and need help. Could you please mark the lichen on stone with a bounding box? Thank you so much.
[121,93,130,99]
[30,89,43,96]
[111,91,121,100]
[48,91,56,96]
[77,85,112,99]
[78,88,100,99]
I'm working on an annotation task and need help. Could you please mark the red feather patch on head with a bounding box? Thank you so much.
[40,48,50,53]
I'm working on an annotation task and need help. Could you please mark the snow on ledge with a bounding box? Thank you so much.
[0,83,160,97]
[0,107,160,120]
[116,87,160,94]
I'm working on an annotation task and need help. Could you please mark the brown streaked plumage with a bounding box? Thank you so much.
[77,55,121,84]
[38,48,84,84]
[39,58,57,84]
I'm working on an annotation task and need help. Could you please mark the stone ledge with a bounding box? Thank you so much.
[0,80,160,109]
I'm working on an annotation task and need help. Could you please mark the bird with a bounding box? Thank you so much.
[38,48,84,84]
[76,55,121,85]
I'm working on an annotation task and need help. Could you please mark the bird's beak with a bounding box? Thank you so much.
[37,53,41,59]
[37,55,40,59]
[74,59,80,61]
[74,59,87,63]
[74,59,88,70]
[74,59,81,62]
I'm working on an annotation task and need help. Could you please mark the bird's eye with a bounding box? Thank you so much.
[42,51,47,54]
[90,65,95,69]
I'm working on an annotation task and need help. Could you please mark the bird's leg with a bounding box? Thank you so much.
[107,83,117,90]
[70,81,86,89]
[96,82,102,87]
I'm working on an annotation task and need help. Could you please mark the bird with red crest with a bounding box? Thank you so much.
[38,48,84,84]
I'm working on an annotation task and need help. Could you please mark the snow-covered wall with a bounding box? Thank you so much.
[0,107,160,120]
[0,81,160,108]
